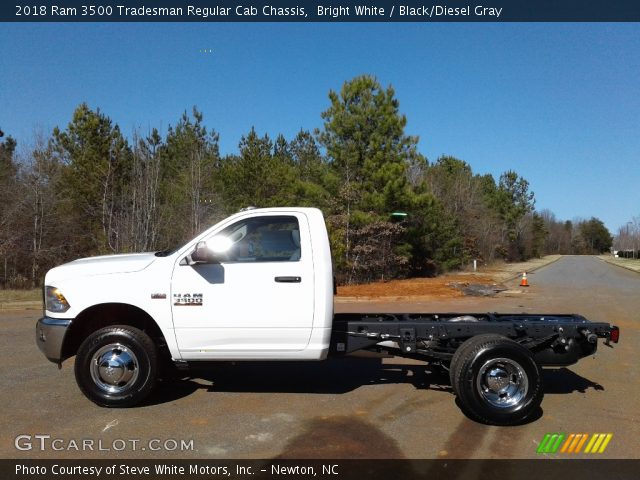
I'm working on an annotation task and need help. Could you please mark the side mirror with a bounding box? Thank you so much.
[190,236,234,264]
[191,241,213,263]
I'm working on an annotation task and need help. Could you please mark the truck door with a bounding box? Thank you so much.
[170,212,315,358]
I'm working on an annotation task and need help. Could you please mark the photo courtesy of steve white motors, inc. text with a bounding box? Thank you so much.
[15,462,339,477]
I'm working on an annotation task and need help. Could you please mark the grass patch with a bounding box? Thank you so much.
[603,257,640,273]
[0,289,41,303]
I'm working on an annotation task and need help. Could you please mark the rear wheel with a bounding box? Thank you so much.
[74,325,157,407]
[450,334,543,425]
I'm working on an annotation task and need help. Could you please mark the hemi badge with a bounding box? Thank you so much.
[151,293,167,299]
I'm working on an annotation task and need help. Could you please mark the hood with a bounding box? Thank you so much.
[46,253,158,284]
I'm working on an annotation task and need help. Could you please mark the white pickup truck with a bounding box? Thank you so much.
[36,207,619,425]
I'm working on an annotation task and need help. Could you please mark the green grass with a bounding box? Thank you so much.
[0,289,41,303]
[601,256,640,273]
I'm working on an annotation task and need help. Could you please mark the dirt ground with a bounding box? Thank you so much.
[337,255,560,299]
[338,275,486,299]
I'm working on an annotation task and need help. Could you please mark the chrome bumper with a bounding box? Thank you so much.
[36,317,73,363]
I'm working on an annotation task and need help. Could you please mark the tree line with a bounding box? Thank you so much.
[0,75,613,288]
[613,216,640,258]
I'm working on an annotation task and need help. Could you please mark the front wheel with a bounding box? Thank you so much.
[450,334,543,425]
[74,326,158,407]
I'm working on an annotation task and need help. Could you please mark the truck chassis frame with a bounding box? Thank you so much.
[331,312,618,366]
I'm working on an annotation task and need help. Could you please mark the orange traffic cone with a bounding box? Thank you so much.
[520,272,529,287]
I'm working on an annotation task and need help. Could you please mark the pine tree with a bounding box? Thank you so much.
[52,103,132,253]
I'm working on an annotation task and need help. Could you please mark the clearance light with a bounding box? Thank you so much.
[609,326,620,343]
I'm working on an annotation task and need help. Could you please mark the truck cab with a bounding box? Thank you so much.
[37,207,334,366]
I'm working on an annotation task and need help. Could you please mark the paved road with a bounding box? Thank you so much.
[1,256,638,460]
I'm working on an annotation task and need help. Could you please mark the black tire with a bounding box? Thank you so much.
[74,325,158,407]
[450,334,543,425]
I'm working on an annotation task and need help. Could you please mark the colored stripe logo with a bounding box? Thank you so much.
[537,433,613,454]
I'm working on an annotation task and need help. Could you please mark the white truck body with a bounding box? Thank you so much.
[42,207,334,362]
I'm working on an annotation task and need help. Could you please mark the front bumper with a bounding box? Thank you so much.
[36,317,73,363]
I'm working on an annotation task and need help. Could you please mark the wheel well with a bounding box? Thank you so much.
[61,303,167,362]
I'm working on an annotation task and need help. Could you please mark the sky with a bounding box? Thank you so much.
[1,22,638,233]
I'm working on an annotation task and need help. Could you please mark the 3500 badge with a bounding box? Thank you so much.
[173,293,203,306]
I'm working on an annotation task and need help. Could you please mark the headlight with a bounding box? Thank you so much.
[45,286,71,313]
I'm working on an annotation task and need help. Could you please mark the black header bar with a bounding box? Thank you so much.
[3,1,640,22]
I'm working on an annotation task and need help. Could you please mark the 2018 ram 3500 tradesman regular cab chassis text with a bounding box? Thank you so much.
[36,207,619,425]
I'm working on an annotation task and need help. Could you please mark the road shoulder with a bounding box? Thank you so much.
[598,255,640,274]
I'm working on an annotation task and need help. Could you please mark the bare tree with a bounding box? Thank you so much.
[125,130,163,252]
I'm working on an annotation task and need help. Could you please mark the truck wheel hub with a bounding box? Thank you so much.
[476,358,528,408]
[90,344,139,393]
[486,367,510,391]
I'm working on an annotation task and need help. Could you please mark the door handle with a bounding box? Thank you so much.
[275,276,301,283]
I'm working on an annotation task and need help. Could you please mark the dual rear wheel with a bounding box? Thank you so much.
[449,334,544,425]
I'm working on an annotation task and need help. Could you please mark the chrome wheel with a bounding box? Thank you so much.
[90,343,139,394]
[476,357,528,409]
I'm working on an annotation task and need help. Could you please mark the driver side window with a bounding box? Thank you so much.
[215,216,301,262]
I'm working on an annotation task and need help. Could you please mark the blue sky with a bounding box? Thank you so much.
[1,23,638,232]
